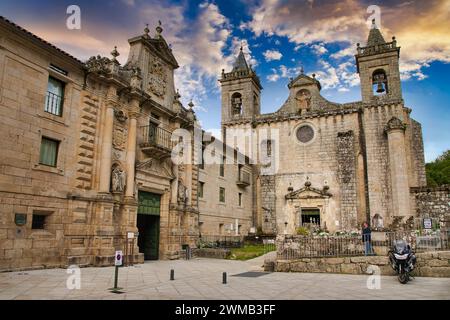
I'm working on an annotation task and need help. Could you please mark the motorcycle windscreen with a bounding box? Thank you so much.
[393,240,408,254]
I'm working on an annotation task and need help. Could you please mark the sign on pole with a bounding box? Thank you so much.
[115,250,123,266]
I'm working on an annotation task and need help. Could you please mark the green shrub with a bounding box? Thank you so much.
[296,227,310,236]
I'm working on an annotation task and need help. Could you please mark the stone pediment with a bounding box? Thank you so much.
[136,158,175,179]
[288,74,321,91]
[285,184,332,200]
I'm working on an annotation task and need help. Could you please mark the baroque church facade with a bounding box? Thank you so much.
[220,20,426,235]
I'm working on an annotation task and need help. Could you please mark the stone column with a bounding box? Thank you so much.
[125,101,139,199]
[386,117,411,219]
[99,86,117,193]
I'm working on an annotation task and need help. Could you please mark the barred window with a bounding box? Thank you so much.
[45,76,65,116]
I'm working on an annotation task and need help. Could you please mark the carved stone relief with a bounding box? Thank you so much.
[148,59,167,97]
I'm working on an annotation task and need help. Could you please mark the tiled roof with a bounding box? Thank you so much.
[0,16,84,65]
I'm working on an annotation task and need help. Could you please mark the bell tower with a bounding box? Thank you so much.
[219,46,262,125]
[356,19,402,103]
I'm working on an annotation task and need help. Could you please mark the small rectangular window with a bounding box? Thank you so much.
[220,156,225,177]
[39,137,59,167]
[45,76,65,116]
[219,187,225,203]
[238,193,242,207]
[32,214,46,229]
[198,182,204,198]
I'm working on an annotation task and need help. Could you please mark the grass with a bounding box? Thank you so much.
[227,244,276,261]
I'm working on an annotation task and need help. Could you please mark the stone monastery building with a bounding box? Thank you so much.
[0,16,430,270]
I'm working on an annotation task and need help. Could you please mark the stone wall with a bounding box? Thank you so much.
[337,131,358,228]
[260,175,276,234]
[194,248,231,259]
[411,185,450,228]
[274,251,450,277]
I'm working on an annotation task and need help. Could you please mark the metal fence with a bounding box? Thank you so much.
[277,236,365,260]
[384,229,449,252]
[197,235,244,248]
[277,228,450,260]
[263,238,277,255]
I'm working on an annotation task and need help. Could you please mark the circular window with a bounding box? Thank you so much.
[296,125,314,143]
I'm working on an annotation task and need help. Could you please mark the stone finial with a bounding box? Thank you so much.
[305,176,311,188]
[392,36,397,47]
[144,23,150,38]
[188,100,194,110]
[312,73,316,79]
[385,116,406,132]
[174,89,181,101]
[110,46,120,61]
[156,20,163,37]
[287,183,294,192]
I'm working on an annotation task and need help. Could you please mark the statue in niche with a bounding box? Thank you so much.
[295,89,311,114]
[177,180,188,204]
[111,166,126,192]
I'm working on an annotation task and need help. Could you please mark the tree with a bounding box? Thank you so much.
[426,150,450,187]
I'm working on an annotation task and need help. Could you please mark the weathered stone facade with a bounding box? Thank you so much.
[411,185,450,228]
[197,139,254,237]
[220,20,428,234]
[0,17,203,270]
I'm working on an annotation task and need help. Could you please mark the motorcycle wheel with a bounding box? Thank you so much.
[398,273,409,284]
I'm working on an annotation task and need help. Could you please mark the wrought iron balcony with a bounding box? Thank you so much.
[139,125,173,159]
[44,91,63,116]
[237,171,251,187]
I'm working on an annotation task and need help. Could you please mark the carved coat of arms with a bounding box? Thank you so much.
[113,125,128,150]
[148,60,167,97]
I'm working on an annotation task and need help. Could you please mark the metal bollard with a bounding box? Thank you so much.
[170,269,175,281]
[222,272,227,284]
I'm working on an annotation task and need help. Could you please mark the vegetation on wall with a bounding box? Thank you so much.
[426,150,450,187]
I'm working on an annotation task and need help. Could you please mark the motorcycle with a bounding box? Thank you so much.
[388,239,416,284]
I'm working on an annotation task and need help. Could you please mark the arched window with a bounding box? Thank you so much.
[372,69,388,95]
[231,92,242,116]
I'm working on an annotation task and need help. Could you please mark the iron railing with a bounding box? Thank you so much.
[277,228,450,260]
[140,125,173,150]
[44,91,63,116]
[277,236,365,260]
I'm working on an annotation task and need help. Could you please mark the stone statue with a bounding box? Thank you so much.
[296,89,311,113]
[177,180,187,204]
[112,166,126,192]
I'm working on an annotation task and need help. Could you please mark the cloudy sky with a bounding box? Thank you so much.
[1,0,449,161]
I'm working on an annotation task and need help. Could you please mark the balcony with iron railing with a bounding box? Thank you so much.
[139,125,174,159]
[237,170,251,187]
[44,91,63,116]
